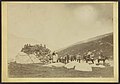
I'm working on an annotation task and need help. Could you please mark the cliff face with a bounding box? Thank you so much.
[58,32,113,59]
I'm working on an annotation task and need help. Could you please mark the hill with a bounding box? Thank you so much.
[57,32,113,59]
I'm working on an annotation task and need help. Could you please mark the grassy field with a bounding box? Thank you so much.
[8,62,114,78]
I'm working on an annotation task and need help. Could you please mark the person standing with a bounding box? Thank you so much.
[90,53,94,64]
[48,54,53,63]
[76,54,81,63]
[73,55,76,61]
[66,54,70,63]
[69,55,73,62]
[52,51,56,63]
[90,53,94,59]
[60,56,63,63]
[63,55,66,64]
[87,51,92,58]
[56,52,59,62]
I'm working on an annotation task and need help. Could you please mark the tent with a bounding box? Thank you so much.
[15,52,40,64]
[64,61,79,69]
[64,61,92,71]
[75,62,92,71]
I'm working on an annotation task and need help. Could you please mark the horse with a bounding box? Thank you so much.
[83,55,95,64]
[97,56,108,64]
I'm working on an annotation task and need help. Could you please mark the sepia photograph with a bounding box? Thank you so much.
[2,1,118,82]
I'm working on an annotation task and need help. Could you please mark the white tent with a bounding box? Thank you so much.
[75,62,92,71]
[64,61,79,69]
[15,52,40,64]
[65,61,92,71]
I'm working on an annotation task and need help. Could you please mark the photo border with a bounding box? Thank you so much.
[1,1,119,83]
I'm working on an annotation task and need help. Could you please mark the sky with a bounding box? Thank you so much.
[7,3,113,51]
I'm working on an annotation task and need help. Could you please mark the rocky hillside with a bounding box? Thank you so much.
[57,32,113,59]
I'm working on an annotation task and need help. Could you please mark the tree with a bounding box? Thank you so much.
[21,44,51,63]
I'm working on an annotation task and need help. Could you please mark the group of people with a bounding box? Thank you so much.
[46,50,106,64]
[47,51,82,64]
[58,54,80,64]
[47,51,59,63]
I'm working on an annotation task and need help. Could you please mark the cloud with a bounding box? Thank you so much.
[7,3,113,50]
[74,5,98,25]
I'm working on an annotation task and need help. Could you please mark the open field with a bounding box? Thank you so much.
[8,62,114,78]
[8,33,114,78]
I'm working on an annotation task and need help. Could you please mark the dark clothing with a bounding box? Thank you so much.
[66,55,69,59]
[77,59,81,63]
[66,55,69,63]
[76,55,81,63]
[52,52,55,55]
[70,56,73,61]
[73,55,76,61]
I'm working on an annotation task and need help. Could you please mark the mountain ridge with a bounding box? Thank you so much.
[57,32,113,59]
[56,32,113,52]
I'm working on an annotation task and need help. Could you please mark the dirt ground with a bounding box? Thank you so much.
[8,62,114,78]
